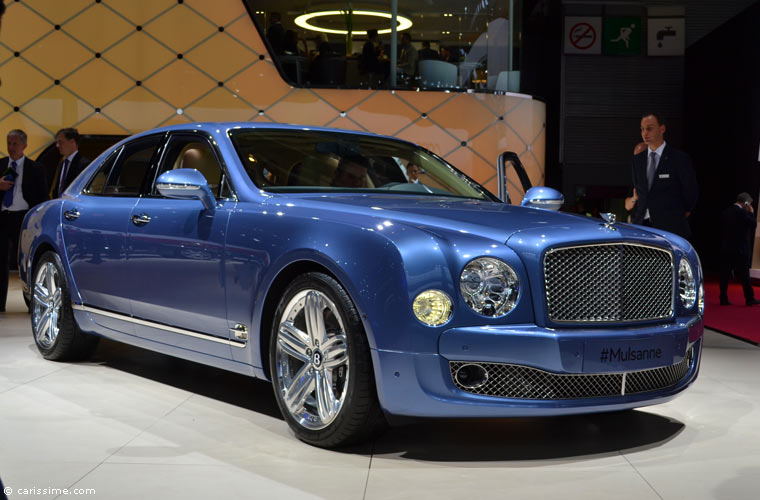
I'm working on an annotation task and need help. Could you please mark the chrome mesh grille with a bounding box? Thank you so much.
[544,243,673,322]
[449,348,693,399]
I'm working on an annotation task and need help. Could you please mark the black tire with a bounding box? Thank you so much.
[31,251,98,361]
[269,272,386,448]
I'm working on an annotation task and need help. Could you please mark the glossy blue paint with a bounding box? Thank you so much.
[19,122,704,420]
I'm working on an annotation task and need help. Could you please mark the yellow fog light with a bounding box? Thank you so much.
[413,290,452,326]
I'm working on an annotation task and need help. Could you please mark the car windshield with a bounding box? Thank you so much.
[229,128,495,200]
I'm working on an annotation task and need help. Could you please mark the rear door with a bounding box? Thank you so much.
[61,135,163,331]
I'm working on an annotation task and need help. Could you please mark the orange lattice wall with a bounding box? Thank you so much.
[0,0,545,199]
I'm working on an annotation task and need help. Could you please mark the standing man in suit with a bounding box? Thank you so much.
[53,128,89,197]
[719,192,759,306]
[631,113,698,239]
[0,129,49,312]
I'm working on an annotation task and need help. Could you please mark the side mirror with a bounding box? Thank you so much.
[520,187,564,211]
[156,168,216,211]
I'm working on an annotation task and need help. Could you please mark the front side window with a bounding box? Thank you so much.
[229,128,495,200]
[245,1,521,92]
[153,135,232,199]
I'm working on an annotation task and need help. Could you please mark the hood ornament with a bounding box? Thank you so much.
[600,212,617,230]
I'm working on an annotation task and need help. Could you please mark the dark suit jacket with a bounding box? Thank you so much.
[720,204,756,259]
[55,151,89,197]
[0,156,49,209]
[631,144,698,239]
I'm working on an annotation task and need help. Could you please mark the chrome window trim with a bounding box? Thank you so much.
[543,242,675,324]
[71,303,246,348]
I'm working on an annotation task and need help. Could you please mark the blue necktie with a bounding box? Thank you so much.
[2,161,17,208]
[646,152,657,189]
[58,158,70,196]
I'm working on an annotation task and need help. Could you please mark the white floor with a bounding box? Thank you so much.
[1,274,760,500]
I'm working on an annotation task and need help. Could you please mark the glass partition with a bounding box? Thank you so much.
[244,1,521,92]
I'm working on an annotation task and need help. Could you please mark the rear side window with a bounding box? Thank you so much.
[83,150,118,195]
[84,135,162,196]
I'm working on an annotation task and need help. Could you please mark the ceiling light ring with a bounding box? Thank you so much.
[294,10,413,35]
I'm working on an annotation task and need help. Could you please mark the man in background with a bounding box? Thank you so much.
[52,128,89,197]
[631,113,698,239]
[719,192,759,306]
[0,129,48,312]
[398,32,418,78]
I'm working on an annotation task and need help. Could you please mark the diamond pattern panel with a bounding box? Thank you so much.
[184,88,257,122]
[0,59,52,105]
[1,4,51,50]
[395,120,461,157]
[226,63,291,108]
[395,90,455,114]
[143,60,217,108]
[185,34,256,81]
[25,0,92,23]
[266,93,339,127]
[64,59,134,107]
[64,4,135,52]
[103,33,176,80]
[2,0,543,194]
[22,31,93,80]
[224,16,268,56]
[428,94,496,142]
[0,46,12,66]
[102,0,176,25]
[184,0,247,27]
[348,92,420,136]
[144,5,217,53]
[21,87,94,131]
[101,87,175,133]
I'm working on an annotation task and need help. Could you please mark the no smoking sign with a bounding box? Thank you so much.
[565,17,602,54]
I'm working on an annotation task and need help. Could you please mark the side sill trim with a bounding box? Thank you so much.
[71,303,247,349]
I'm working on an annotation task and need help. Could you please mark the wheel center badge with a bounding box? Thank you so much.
[312,350,323,368]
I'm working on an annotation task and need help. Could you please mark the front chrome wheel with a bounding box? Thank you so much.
[32,260,63,349]
[274,289,349,430]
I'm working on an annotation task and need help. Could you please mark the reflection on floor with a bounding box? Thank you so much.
[1,273,759,499]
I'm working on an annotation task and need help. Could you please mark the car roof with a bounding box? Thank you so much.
[128,122,414,146]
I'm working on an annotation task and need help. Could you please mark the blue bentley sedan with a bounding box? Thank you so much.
[19,123,704,447]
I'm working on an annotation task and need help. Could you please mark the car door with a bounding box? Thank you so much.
[126,133,237,358]
[61,135,163,332]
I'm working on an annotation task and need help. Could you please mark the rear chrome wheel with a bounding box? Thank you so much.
[31,251,98,361]
[32,259,63,349]
[270,272,385,447]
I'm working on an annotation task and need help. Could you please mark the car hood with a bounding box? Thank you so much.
[282,194,665,245]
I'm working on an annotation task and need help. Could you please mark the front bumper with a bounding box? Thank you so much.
[372,315,703,418]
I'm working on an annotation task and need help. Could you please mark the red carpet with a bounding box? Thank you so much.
[703,278,760,344]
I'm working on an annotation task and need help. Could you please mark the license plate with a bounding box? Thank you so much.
[583,336,674,372]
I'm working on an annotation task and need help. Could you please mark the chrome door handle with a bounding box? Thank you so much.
[131,214,151,226]
[63,209,80,221]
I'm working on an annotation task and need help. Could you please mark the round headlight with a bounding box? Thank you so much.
[678,258,697,309]
[460,257,519,317]
[412,290,452,326]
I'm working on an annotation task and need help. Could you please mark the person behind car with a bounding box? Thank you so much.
[332,155,369,188]
[0,129,48,312]
[52,127,89,198]
[719,192,759,306]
